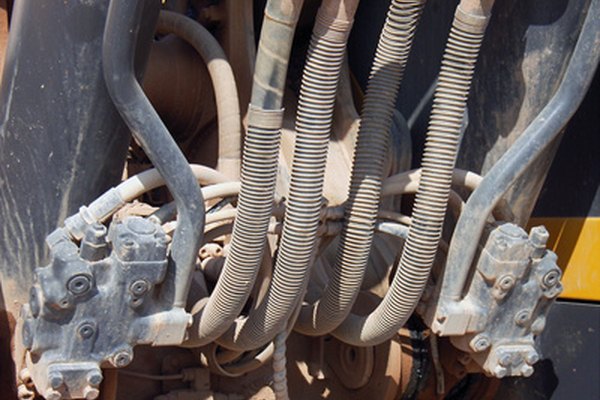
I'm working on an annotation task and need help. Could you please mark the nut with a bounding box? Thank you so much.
[492,365,507,378]
[526,352,539,365]
[45,388,62,400]
[67,274,91,295]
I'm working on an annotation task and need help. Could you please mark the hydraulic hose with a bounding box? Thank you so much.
[332,0,495,346]
[436,0,600,324]
[294,0,426,337]
[184,0,305,347]
[156,11,242,180]
[216,0,360,352]
[103,0,205,308]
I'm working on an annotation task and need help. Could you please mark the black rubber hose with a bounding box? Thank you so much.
[435,0,600,332]
[332,0,494,346]
[103,0,205,308]
[294,0,427,337]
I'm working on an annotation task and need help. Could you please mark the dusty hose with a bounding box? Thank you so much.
[216,0,360,351]
[294,0,426,337]
[102,0,205,308]
[184,0,305,347]
[332,0,495,346]
[434,0,600,333]
[272,331,289,400]
[156,11,242,180]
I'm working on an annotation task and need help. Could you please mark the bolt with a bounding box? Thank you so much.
[48,372,63,389]
[469,334,491,352]
[542,270,560,288]
[78,323,95,339]
[526,352,540,365]
[498,275,516,291]
[87,371,103,386]
[112,350,133,368]
[83,386,100,400]
[118,238,137,261]
[514,309,531,326]
[530,226,549,247]
[67,274,91,295]
[498,352,512,367]
[129,280,149,296]
[45,388,62,400]
[521,364,535,377]
[493,365,507,378]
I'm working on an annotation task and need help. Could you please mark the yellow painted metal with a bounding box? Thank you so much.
[528,217,600,301]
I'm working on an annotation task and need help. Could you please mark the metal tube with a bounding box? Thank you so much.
[436,0,600,316]
[103,0,205,307]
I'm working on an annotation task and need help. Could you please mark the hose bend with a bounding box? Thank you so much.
[156,11,242,180]
[102,0,205,308]
[184,0,304,347]
[295,0,426,337]
[214,0,358,351]
[437,0,600,318]
[332,0,494,346]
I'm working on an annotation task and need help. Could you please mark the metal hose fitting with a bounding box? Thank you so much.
[184,0,304,347]
[294,0,426,337]
[332,0,494,346]
[216,0,359,351]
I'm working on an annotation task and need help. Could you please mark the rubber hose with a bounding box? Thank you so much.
[332,0,494,346]
[102,0,205,308]
[184,0,304,347]
[215,0,359,351]
[435,0,600,327]
[294,0,426,337]
[156,11,242,180]
[272,331,289,400]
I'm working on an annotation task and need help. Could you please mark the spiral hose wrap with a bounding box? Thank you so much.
[184,0,304,347]
[295,0,426,336]
[217,0,359,351]
[272,331,289,400]
[332,1,494,346]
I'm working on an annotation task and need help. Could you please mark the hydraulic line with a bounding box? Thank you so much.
[216,0,360,352]
[294,0,426,337]
[184,0,305,347]
[102,0,205,307]
[332,0,495,346]
[437,0,600,315]
[156,11,242,180]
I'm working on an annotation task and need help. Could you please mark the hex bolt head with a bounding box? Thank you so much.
[78,323,95,339]
[48,372,64,389]
[45,388,62,400]
[493,365,507,378]
[129,280,149,296]
[498,352,512,367]
[67,274,91,295]
[112,350,133,368]
[530,226,549,247]
[526,352,540,365]
[498,275,516,291]
[87,371,103,386]
[469,334,491,352]
[118,238,137,261]
[83,386,100,400]
[521,364,535,377]
[542,270,560,288]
